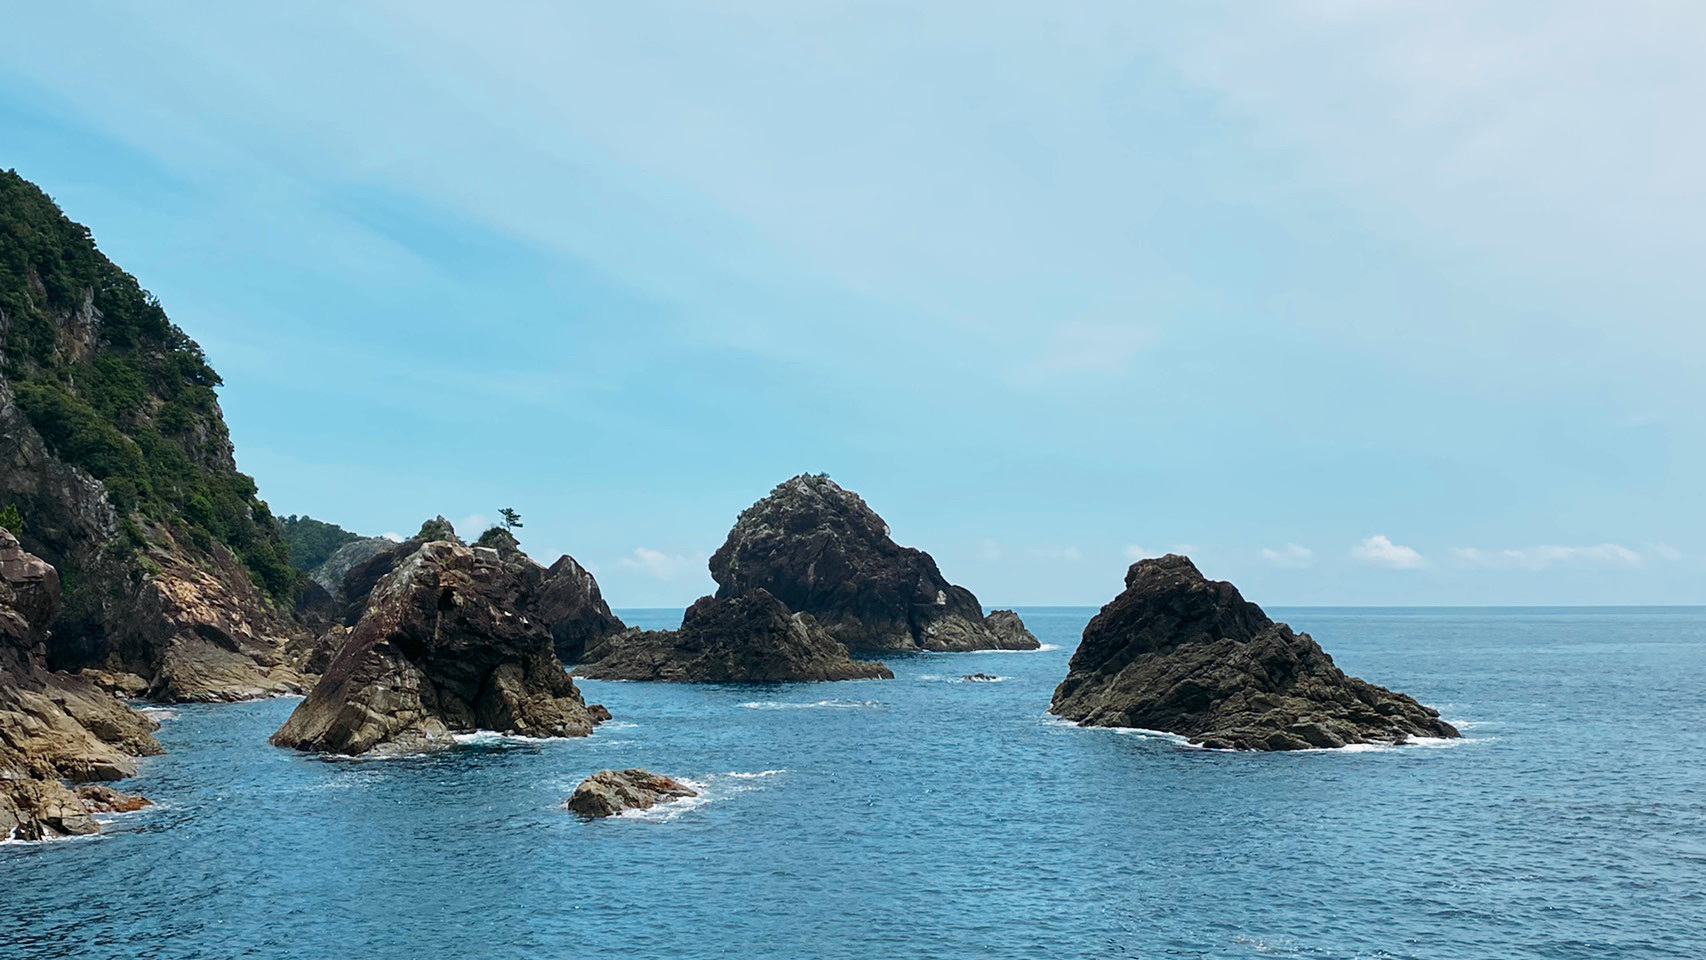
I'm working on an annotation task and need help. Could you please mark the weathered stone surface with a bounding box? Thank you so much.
[577,589,893,683]
[983,610,1038,649]
[708,475,1035,653]
[74,784,151,813]
[1050,555,1458,751]
[537,554,626,664]
[566,769,697,818]
[0,530,158,840]
[271,539,606,756]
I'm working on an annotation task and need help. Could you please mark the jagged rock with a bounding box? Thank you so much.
[983,610,1037,649]
[307,537,401,609]
[708,475,1036,653]
[576,589,893,683]
[0,530,158,840]
[537,555,626,664]
[1050,555,1458,750]
[566,769,697,818]
[270,539,606,756]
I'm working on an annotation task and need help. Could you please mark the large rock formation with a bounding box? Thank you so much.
[577,588,892,683]
[1050,555,1458,751]
[270,538,607,755]
[708,475,1036,653]
[0,171,305,703]
[566,769,697,818]
[0,529,161,840]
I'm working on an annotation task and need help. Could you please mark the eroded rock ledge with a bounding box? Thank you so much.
[1050,555,1458,751]
[576,588,893,683]
[270,538,605,756]
[0,530,160,840]
[707,474,1036,653]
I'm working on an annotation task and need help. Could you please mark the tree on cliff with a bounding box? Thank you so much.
[499,508,522,531]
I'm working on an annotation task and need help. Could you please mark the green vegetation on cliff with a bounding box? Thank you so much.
[0,170,296,598]
[276,515,362,571]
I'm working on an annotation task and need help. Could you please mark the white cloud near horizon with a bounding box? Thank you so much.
[1261,543,1314,568]
[619,547,703,581]
[1453,543,1644,571]
[1353,535,1426,570]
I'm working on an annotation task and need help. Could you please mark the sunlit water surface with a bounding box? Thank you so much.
[4,607,1704,959]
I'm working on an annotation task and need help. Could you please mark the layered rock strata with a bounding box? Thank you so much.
[270,538,606,755]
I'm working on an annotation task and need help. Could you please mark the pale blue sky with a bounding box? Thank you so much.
[4,2,1702,606]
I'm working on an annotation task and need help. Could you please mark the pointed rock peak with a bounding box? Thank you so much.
[415,516,458,543]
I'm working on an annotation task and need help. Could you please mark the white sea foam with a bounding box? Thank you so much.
[738,699,882,710]
[977,643,1060,653]
[451,731,581,746]
[139,707,179,722]
[608,770,785,822]
[916,674,1012,683]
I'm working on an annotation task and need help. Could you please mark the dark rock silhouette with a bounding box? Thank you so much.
[1050,555,1458,751]
[576,589,892,683]
[708,475,1036,652]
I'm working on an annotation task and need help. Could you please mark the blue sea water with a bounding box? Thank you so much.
[3,606,1704,959]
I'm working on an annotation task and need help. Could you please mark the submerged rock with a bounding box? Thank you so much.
[74,784,152,814]
[1050,555,1458,751]
[0,530,159,840]
[961,673,1001,683]
[270,539,606,756]
[566,769,698,818]
[576,589,893,683]
[708,475,1036,653]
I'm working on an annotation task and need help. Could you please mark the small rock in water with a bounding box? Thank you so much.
[961,673,1001,682]
[74,785,152,814]
[567,769,698,818]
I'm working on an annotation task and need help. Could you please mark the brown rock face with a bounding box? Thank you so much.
[270,540,606,756]
[983,610,1038,649]
[708,475,1035,653]
[0,530,159,840]
[1049,555,1458,751]
[566,769,698,818]
[536,554,626,664]
[577,589,893,683]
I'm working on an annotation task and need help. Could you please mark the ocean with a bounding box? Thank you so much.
[4,606,1703,959]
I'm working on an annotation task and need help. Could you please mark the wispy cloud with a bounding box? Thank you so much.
[1122,544,1150,560]
[1261,543,1314,568]
[619,547,703,581]
[1452,543,1643,570]
[1353,534,1426,570]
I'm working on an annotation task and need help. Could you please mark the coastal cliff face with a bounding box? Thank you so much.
[270,538,606,756]
[0,171,303,703]
[708,475,1035,653]
[0,529,159,840]
[1050,555,1458,750]
[576,588,892,683]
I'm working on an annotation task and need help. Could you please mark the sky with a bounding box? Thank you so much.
[3,1,1703,607]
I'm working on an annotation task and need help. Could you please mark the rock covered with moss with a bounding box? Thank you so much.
[1050,555,1457,750]
[707,475,1035,653]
